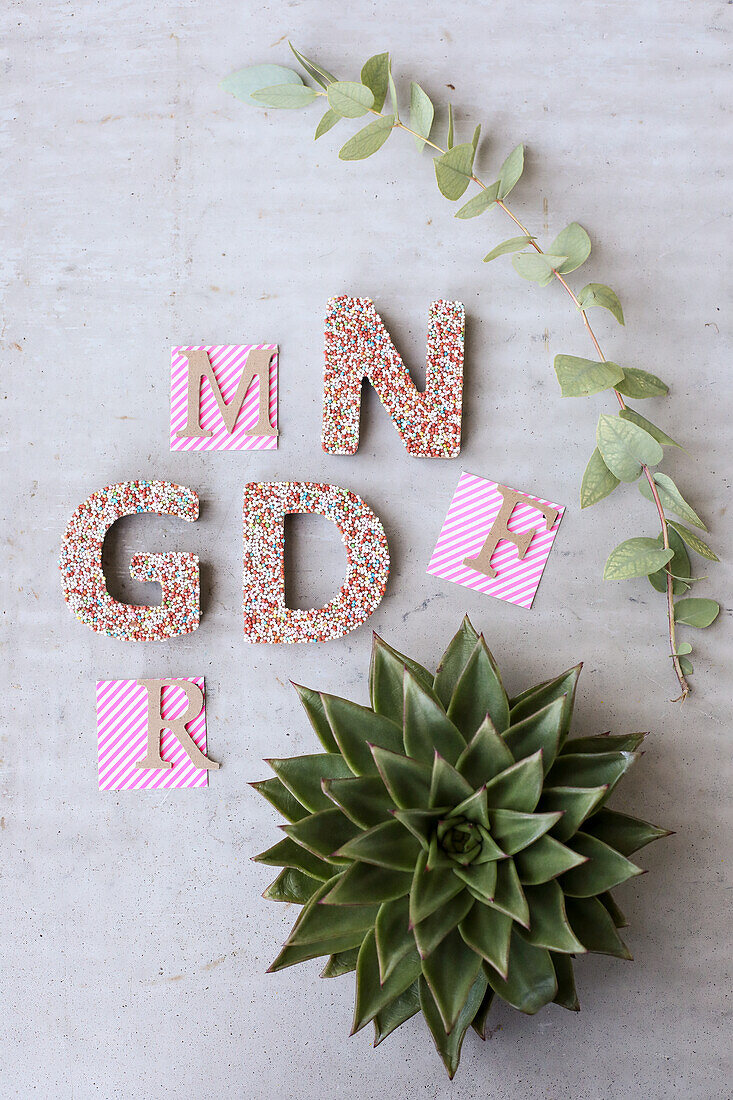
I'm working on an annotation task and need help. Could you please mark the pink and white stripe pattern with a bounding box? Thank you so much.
[170,345,278,451]
[427,472,564,609]
[96,678,209,790]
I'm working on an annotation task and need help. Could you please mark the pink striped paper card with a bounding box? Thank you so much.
[427,472,564,609]
[96,678,209,791]
[170,344,278,451]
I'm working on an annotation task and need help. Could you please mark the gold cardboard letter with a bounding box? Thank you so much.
[463,486,559,579]
[135,679,219,770]
[176,347,278,438]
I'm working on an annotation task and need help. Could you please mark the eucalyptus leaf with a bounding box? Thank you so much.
[679,656,694,675]
[596,413,663,481]
[434,143,476,200]
[471,123,482,152]
[615,367,668,399]
[252,84,318,109]
[512,252,568,286]
[549,223,591,274]
[483,235,534,262]
[339,115,395,160]
[580,448,620,508]
[387,60,399,120]
[315,108,340,139]
[578,283,625,325]
[673,598,720,628]
[554,355,625,398]
[361,53,389,111]
[289,44,336,88]
[638,473,706,530]
[221,65,303,106]
[619,408,683,449]
[603,537,673,580]
[456,182,500,220]
[648,526,690,596]
[447,103,454,148]
[676,642,693,655]
[409,81,434,151]
[497,144,524,199]
[327,81,375,118]
[668,521,719,562]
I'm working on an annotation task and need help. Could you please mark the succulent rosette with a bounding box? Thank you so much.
[253,617,667,1077]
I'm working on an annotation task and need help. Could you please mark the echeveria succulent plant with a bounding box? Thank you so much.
[253,617,668,1077]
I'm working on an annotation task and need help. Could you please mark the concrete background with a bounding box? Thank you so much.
[2,2,731,1097]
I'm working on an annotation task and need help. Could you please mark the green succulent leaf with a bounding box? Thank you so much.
[414,890,474,959]
[615,366,668,399]
[292,682,339,752]
[549,222,591,273]
[492,859,530,926]
[269,931,367,972]
[321,861,412,906]
[262,867,322,904]
[428,755,474,809]
[448,786,491,829]
[514,835,587,885]
[512,252,568,286]
[370,632,434,725]
[565,896,632,959]
[339,113,396,160]
[373,982,420,1045]
[352,931,422,1033]
[509,664,581,744]
[523,881,586,954]
[314,107,340,139]
[599,892,628,928]
[282,807,360,863]
[392,808,442,847]
[583,809,670,855]
[485,929,557,1014]
[673,597,720,628]
[287,880,379,945]
[597,413,664,481]
[322,774,395,829]
[456,715,514,787]
[268,753,354,813]
[484,750,543,813]
[577,283,625,325]
[434,143,476,200]
[447,636,510,736]
[490,809,562,855]
[321,693,403,775]
[456,181,500,219]
[581,448,621,508]
[433,615,479,707]
[540,785,609,842]
[251,776,308,822]
[420,973,488,1080]
[320,947,360,978]
[252,83,318,109]
[639,473,707,530]
[375,895,413,981]
[404,668,466,765]
[371,745,432,809]
[551,952,580,1010]
[471,986,496,1038]
[360,52,389,111]
[254,836,333,881]
[453,858,498,904]
[562,733,645,754]
[554,355,625,398]
[497,143,525,199]
[289,44,337,87]
[619,408,683,448]
[603,537,674,580]
[422,927,484,1032]
[410,849,464,925]
[547,751,638,801]
[668,521,719,561]
[221,65,303,106]
[409,81,434,150]
[648,526,690,596]
[503,696,567,773]
[459,900,513,977]
[336,820,422,871]
[327,80,375,117]
[483,234,534,261]
[560,832,642,897]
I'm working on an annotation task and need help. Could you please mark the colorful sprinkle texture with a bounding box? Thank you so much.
[323,297,464,457]
[427,472,565,609]
[243,482,390,643]
[170,344,278,451]
[59,480,200,641]
[96,678,209,790]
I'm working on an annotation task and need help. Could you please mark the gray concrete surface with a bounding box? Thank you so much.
[2,2,732,1097]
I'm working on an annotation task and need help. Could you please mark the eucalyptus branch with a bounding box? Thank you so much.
[222,47,721,701]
